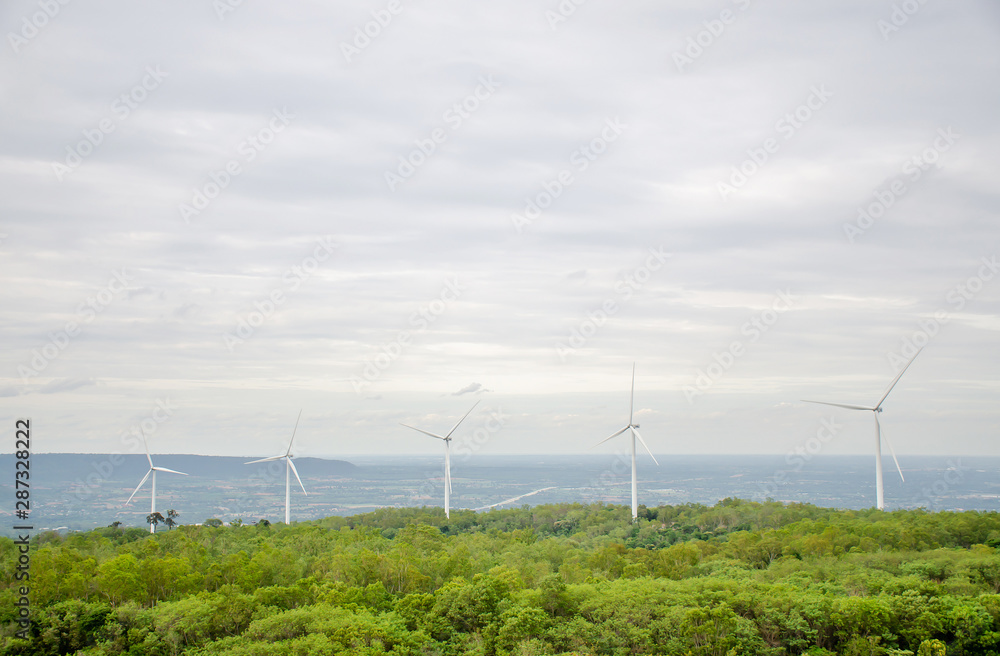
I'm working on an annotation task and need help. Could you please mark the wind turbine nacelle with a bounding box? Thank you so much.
[633,424,640,429]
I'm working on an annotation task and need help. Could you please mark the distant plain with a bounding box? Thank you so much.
[2,453,995,536]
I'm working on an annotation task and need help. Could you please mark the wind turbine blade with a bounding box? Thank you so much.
[629,363,636,425]
[592,425,629,449]
[445,400,481,439]
[632,427,659,466]
[126,469,152,505]
[152,467,188,476]
[285,409,303,456]
[445,449,452,494]
[142,435,153,468]
[400,423,447,441]
[875,348,923,410]
[245,454,284,465]
[802,400,874,411]
[876,414,905,482]
[287,458,307,496]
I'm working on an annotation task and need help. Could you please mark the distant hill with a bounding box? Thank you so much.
[1,453,359,485]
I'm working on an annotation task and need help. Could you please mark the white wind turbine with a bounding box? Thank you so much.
[803,348,923,510]
[400,400,479,519]
[125,435,188,533]
[593,363,659,521]
[245,410,307,524]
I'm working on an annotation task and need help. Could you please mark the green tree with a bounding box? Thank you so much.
[918,639,947,656]
[146,511,164,531]
[96,554,144,606]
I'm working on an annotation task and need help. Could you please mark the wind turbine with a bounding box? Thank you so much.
[400,400,479,518]
[245,410,307,524]
[593,363,659,521]
[125,435,188,533]
[803,348,922,510]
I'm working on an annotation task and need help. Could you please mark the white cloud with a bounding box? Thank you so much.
[0,0,997,457]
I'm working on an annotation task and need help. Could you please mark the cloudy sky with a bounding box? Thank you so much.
[1,1,998,462]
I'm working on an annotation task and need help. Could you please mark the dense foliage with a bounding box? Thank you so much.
[4,499,1000,655]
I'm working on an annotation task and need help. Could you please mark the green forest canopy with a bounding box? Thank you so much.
[4,499,1000,655]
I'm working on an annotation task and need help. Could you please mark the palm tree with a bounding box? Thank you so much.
[146,511,164,530]
[165,509,179,530]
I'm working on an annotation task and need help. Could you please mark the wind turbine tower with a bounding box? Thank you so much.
[125,435,188,533]
[593,363,659,521]
[803,348,923,510]
[401,400,480,518]
[245,410,308,524]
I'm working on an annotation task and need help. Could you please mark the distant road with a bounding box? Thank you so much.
[474,487,557,511]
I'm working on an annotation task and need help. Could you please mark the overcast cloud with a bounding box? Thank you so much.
[1,1,997,462]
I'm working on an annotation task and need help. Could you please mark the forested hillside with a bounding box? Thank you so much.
[4,499,1000,655]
